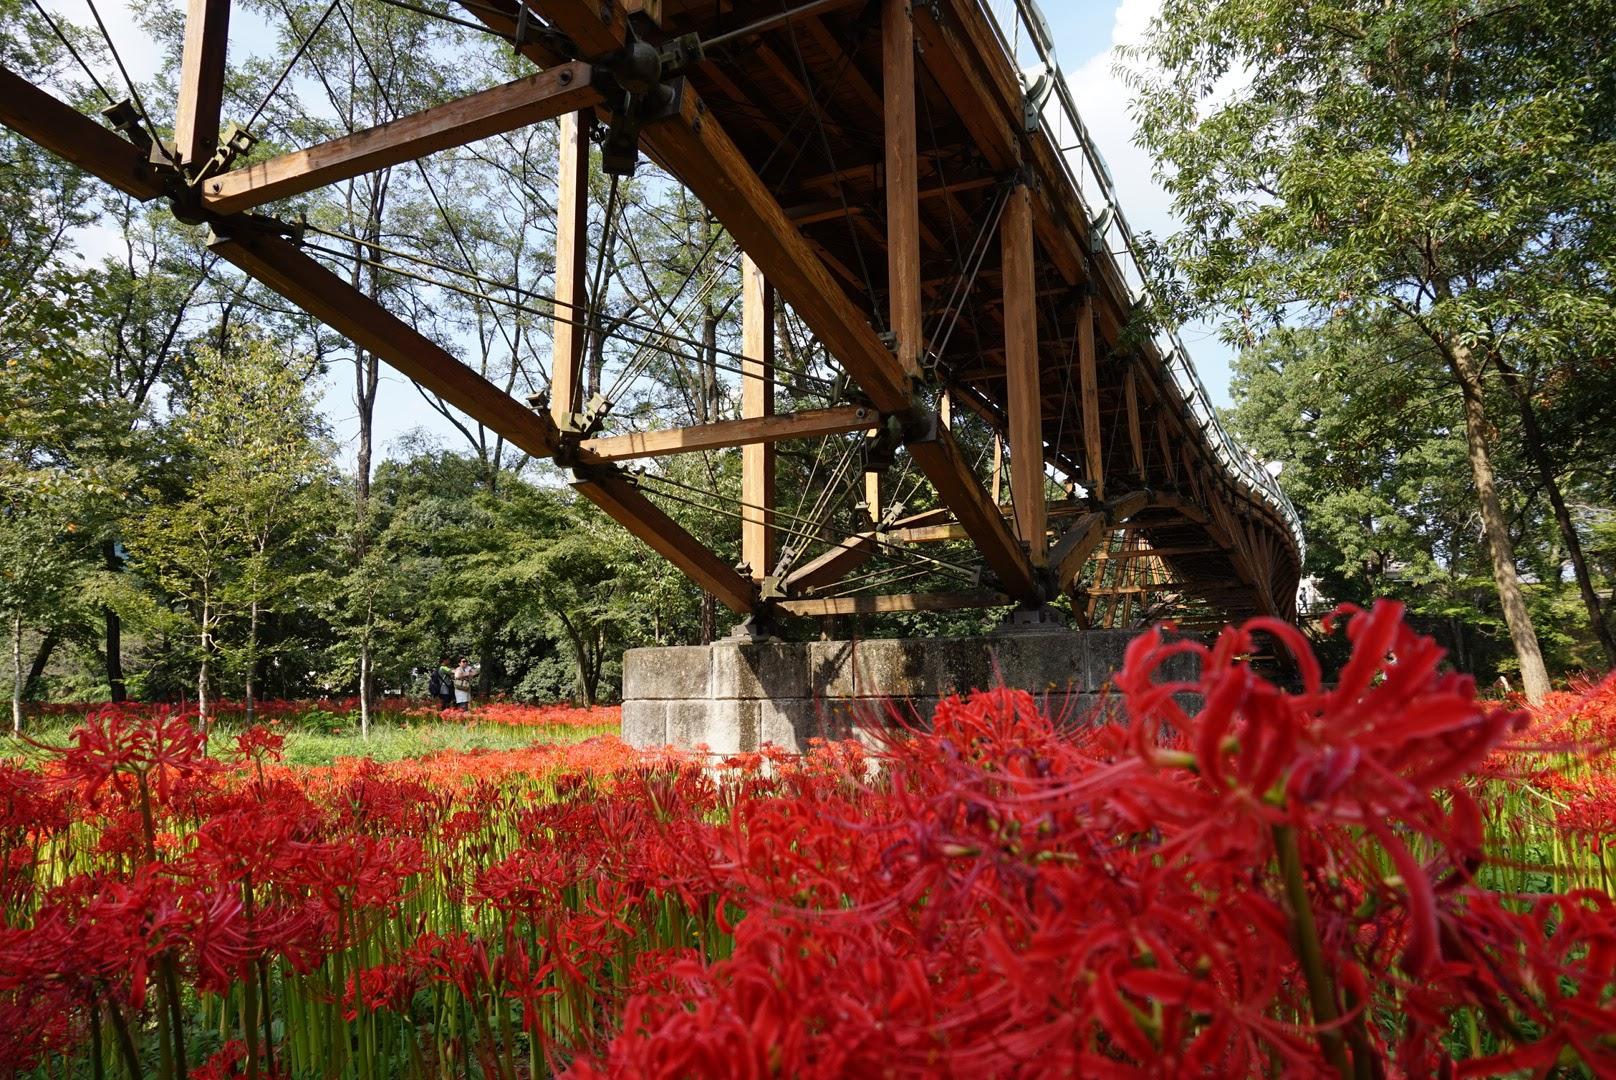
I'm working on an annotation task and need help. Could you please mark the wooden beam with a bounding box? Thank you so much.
[550,106,591,430]
[1094,545,1218,561]
[990,433,1003,504]
[643,84,913,413]
[579,405,875,461]
[621,0,661,23]
[1156,412,1178,484]
[798,15,882,116]
[173,0,231,165]
[883,0,923,379]
[523,0,627,59]
[777,591,1009,617]
[0,67,166,201]
[1124,366,1145,478]
[1002,181,1045,566]
[572,468,756,613]
[783,507,950,595]
[784,530,881,595]
[888,522,968,543]
[905,417,1038,600]
[204,64,600,214]
[207,228,565,461]
[1078,292,1104,500]
[741,255,776,583]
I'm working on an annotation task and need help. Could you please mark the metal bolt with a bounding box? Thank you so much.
[558,69,572,85]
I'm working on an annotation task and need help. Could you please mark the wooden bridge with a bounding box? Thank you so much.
[1,0,1305,630]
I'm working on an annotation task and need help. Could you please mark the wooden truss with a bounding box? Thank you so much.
[0,0,1305,627]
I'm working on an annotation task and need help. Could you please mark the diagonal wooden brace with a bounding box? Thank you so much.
[204,62,601,214]
[571,466,757,613]
[0,66,167,201]
[207,226,566,460]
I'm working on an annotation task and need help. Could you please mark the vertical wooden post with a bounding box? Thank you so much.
[173,0,232,165]
[865,472,882,527]
[883,0,922,380]
[1002,182,1045,565]
[990,433,1003,504]
[741,255,776,583]
[551,109,590,430]
[1078,290,1104,500]
[1124,365,1145,478]
[1156,413,1177,484]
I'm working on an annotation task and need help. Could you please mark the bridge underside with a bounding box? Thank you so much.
[0,0,1304,629]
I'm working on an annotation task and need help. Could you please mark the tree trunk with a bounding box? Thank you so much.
[699,592,716,646]
[574,638,594,708]
[11,614,23,735]
[358,643,371,740]
[23,630,59,703]
[478,617,497,696]
[105,610,125,702]
[1491,353,1615,666]
[702,307,720,424]
[104,542,126,702]
[585,630,603,706]
[198,617,212,728]
[1449,341,1551,702]
[245,599,259,724]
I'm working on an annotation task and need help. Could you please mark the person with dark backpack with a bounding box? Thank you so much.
[429,658,454,710]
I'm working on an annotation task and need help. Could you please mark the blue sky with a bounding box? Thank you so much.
[54,0,1230,465]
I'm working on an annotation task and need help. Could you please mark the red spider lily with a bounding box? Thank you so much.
[192,1039,247,1080]
[343,962,424,1020]
[51,704,218,808]
[232,724,285,766]
[5,634,1613,1077]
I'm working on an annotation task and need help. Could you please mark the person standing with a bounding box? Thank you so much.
[453,657,477,711]
[431,658,455,711]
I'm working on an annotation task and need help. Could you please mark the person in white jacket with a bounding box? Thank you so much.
[453,657,478,710]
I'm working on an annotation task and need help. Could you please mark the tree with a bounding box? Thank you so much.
[1127,0,1616,699]
[496,491,648,708]
[0,493,85,733]
[1223,321,1585,677]
[127,335,333,725]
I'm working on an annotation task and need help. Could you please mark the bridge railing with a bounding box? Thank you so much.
[973,0,1306,564]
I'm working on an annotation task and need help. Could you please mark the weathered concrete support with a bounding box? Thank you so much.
[621,630,1199,753]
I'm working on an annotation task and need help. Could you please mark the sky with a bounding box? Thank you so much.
[47,0,1226,468]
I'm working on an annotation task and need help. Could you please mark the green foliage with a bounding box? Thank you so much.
[1129,0,1616,678]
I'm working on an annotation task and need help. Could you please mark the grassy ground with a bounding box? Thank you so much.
[3,714,614,768]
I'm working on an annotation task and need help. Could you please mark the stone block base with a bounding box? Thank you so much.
[620,630,1197,754]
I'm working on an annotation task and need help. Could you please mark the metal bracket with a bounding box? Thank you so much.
[100,99,152,153]
[194,123,258,185]
[1019,61,1056,134]
[863,413,904,472]
[759,572,789,601]
[597,31,698,177]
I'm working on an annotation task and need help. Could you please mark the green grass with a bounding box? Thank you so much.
[2,716,613,768]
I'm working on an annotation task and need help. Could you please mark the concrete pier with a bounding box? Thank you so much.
[621,630,1194,753]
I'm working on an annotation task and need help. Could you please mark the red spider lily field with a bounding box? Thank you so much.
[3,601,1615,1078]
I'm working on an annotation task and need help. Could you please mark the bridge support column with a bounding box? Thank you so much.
[550,108,590,431]
[620,630,1198,753]
[741,255,776,583]
[1003,179,1046,567]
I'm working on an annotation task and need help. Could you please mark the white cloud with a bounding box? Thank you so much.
[1059,0,1240,402]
